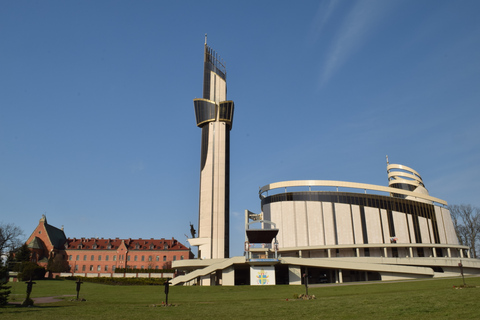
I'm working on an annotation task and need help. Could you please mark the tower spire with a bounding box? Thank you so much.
[205,33,207,45]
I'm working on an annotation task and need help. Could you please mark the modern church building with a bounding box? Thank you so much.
[172,41,480,286]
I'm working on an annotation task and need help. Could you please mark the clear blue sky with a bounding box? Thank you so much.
[1,0,479,257]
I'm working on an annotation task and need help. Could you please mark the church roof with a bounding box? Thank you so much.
[27,236,45,250]
[44,221,67,249]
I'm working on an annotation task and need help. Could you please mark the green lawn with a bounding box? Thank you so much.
[1,277,479,319]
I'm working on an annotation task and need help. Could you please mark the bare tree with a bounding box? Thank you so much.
[0,223,24,258]
[449,204,480,258]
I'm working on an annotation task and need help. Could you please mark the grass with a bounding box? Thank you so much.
[1,276,479,319]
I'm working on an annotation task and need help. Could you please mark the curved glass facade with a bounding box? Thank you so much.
[194,99,216,127]
[219,101,234,127]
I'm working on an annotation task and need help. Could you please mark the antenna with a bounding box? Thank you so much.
[205,33,207,45]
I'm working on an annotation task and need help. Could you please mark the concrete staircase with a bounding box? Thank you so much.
[171,256,245,286]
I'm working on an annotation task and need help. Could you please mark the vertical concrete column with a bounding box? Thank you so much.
[327,249,331,258]
[222,266,235,286]
[288,265,302,285]
[409,247,413,257]
[384,247,388,257]
[460,249,464,258]
[356,248,360,257]
[365,271,369,281]
[338,269,343,284]
[433,247,437,257]
[447,248,451,258]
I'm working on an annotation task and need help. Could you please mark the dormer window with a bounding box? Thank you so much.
[107,244,112,249]
[164,244,168,250]
[135,243,140,249]
[93,244,97,249]
[150,244,154,250]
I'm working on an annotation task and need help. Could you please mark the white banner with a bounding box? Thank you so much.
[250,266,276,285]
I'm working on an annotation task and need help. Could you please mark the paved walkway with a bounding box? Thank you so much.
[9,295,76,305]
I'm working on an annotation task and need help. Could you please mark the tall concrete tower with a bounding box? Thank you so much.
[191,38,234,260]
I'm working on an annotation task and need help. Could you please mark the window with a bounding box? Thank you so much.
[106,255,109,261]
[134,256,138,261]
[104,265,108,271]
[84,255,87,261]
[75,265,78,271]
[173,256,176,261]
[97,265,101,271]
[181,255,184,260]
[141,266,144,270]
[155,266,159,270]
[135,243,140,249]
[156,256,159,261]
[150,244,154,249]
[141,256,145,262]
[148,256,152,262]
[164,244,168,249]
[113,255,117,261]
[82,265,86,271]
[163,256,166,261]
[127,256,131,261]
[112,266,116,272]
[69,255,72,260]
[76,255,79,261]
[133,266,137,269]
[91,255,94,261]
[90,265,93,271]
[98,255,102,261]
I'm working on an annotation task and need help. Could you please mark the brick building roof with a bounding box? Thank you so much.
[65,237,189,251]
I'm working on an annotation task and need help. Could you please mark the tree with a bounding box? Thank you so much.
[47,254,70,273]
[449,204,480,258]
[0,263,10,306]
[14,243,31,263]
[0,223,24,257]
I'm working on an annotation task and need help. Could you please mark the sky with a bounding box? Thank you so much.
[1,0,479,257]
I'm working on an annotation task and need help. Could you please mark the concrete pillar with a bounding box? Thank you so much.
[409,247,413,257]
[222,266,235,286]
[384,247,388,257]
[433,247,437,257]
[467,249,471,258]
[365,271,369,281]
[460,249,464,258]
[288,265,302,285]
[356,248,360,257]
[338,269,343,284]
[327,249,331,258]
[447,248,451,258]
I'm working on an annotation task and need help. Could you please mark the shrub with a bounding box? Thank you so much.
[17,262,46,281]
[64,276,169,286]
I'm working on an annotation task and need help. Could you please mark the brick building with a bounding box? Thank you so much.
[26,215,193,274]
